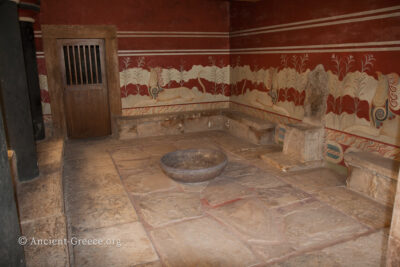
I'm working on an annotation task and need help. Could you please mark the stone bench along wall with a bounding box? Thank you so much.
[345,152,400,206]
[116,109,276,145]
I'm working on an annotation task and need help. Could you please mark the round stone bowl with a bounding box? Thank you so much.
[160,148,228,183]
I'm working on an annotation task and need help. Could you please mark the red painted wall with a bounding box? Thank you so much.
[37,0,229,32]
[229,0,400,163]
[230,0,399,32]
[35,0,229,50]
[35,0,231,113]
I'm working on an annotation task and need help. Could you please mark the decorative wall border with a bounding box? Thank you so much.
[121,101,229,116]
[118,49,230,56]
[231,5,400,37]
[117,31,229,38]
[34,30,230,39]
[34,40,400,57]
[230,45,400,55]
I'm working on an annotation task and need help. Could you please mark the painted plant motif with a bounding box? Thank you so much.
[118,55,230,109]
[231,56,241,95]
[148,67,164,100]
[179,59,186,88]
[208,56,218,94]
[121,57,131,97]
[218,59,228,95]
[326,54,374,129]
[280,55,289,69]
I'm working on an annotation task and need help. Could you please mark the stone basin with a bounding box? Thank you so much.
[160,149,228,183]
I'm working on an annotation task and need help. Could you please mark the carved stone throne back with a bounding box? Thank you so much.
[303,64,329,126]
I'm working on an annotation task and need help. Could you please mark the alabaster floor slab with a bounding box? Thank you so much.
[121,172,178,195]
[136,191,203,227]
[63,155,117,175]
[110,147,150,162]
[67,190,138,232]
[314,186,393,229]
[233,172,287,189]
[139,143,178,156]
[178,181,210,193]
[112,156,161,176]
[73,222,158,267]
[201,178,255,207]
[276,199,369,250]
[150,217,260,267]
[271,230,388,267]
[221,161,262,178]
[64,143,116,161]
[281,168,346,193]
[207,198,285,243]
[64,167,122,194]
[256,184,312,208]
[61,131,392,266]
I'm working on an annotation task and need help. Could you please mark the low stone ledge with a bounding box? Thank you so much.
[223,111,275,131]
[116,109,276,145]
[344,152,400,180]
[344,152,399,206]
[117,109,226,140]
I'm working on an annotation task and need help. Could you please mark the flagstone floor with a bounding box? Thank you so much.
[63,131,393,267]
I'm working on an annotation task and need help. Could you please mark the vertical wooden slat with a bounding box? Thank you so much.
[88,45,94,84]
[66,45,73,85]
[76,45,82,85]
[84,45,90,84]
[62,46,70,85]
[93,45,98,84]
[82,45,87,84]
[79,46,86,84]
[71,45,78,85]
[96,45,102,83]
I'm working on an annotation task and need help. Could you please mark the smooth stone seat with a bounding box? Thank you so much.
[223,111,275,145]
[223,111,275,131]
[344,151,399,206]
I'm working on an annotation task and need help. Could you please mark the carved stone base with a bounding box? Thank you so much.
[261,122,325,172]
[283,123,325,162]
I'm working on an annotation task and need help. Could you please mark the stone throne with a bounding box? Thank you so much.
[261,64,329,172]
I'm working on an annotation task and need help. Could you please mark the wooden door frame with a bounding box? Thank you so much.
[42,25,121,137]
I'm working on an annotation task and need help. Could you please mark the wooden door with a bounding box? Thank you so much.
[58,39,111,139]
